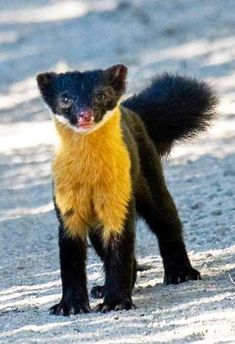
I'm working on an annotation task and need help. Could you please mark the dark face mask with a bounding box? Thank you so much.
[36,64,127,134]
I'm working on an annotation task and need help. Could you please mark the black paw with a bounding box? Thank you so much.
[164,266,201,285]
[50,298,91,316]
[90,285,105,299]
[95,298,135,313]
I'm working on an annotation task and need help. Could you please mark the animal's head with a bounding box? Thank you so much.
[36,64,127,134]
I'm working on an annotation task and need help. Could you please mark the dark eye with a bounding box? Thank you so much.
[97,93,106,101]
[59,96,72,109]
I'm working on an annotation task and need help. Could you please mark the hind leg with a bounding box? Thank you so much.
[89,230,105,298]
[136,172,201,284]
[89,229,137,299]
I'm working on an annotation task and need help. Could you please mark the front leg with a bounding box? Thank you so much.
[50,224,90,316]
[95,202,136,312]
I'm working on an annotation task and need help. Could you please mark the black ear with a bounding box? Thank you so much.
[104,64,128,93]
[36,72,57,111]
[36,72,57,91]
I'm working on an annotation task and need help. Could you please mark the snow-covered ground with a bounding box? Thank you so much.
[0,1,234,343]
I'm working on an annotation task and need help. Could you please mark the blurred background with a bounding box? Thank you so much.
[0,1,234,343]
[1,0,235,123]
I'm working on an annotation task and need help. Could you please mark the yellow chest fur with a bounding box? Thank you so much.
[53,107,132,241]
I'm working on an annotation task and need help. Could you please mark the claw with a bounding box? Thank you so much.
[164,267,201,285]
[50,300,90,316]
[95,299,135,313]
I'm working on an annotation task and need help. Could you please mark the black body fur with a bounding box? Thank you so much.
[37,65,217,315]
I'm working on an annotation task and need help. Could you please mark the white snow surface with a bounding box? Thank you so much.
[0,1,234,343]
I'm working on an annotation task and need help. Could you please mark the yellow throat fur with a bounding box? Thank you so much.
[52,106,132,242]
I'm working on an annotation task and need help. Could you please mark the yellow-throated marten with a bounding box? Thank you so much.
[37,64,217,315]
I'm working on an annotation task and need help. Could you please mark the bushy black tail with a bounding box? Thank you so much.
[122,73,218,155]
